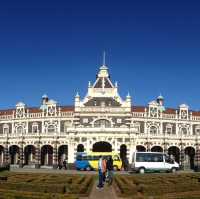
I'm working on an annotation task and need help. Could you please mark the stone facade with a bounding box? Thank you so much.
[0,64,200,169]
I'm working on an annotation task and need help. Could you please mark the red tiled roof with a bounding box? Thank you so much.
[60,106,74,112]
[28,108,42,113]
[0,109,14,116]
[192,111,200,116]
[163,108,177,114]
[132,106,146,112]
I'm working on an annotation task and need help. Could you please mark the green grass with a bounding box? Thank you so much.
[114,173,200,199]
[0,172,94,199]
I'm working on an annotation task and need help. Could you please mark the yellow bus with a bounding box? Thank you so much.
[75,152,122,171]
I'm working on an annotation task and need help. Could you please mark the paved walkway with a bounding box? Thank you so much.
[88,180,118,199]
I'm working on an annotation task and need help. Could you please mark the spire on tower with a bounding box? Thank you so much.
[103,51,106,66]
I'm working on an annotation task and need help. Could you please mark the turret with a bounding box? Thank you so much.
[125,92,132,108]
[157,94,164,106]
[42,94,49,105]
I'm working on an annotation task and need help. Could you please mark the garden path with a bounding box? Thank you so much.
[88,180,118,199]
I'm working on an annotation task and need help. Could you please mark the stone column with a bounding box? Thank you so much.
[180,143,185,170]
[195,144,200,172]
[53,143,58,169]
[35,143,41,168]
[129,139,135,163]
[68,142,75,164]
[19,144,24,168]
[3,145,9,166]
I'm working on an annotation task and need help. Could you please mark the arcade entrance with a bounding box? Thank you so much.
[92,141,112,152]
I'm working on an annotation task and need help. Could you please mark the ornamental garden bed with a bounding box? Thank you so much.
[114,173,200,199]
[0,172,94,199]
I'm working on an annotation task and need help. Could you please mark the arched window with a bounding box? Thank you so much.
[94,119,111,128]
[150,126,157,134]
[17,126,23,134]
[48,125,56,133]
[181,127,187,135]
[166,124,172,134]
[32,122,38,133]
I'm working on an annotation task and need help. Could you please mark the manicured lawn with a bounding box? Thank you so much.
[114,173,200,199]
[0,172,94,199]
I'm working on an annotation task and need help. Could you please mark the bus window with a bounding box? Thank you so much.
[136,153,146,162]
[151,154,163,162]
[76,155,82,161]
[93,156,100,160]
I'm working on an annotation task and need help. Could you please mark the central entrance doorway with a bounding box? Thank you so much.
[92,141,112,152]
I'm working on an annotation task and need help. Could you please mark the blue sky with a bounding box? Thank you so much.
[0,0,200,110]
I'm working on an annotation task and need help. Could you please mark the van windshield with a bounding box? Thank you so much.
[136,153,163,162]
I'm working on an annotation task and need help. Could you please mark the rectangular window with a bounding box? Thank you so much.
[136,153,163,162]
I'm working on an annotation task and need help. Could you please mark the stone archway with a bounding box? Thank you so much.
[92,141,112,152]
[77,144,84,152]
[120,144,128,170]
[185,146,195,170]
[24,145,36,165]
[41,145,53,166]
[58,145,68,163]
[0,146,4,165]
[168,146,180,163]
[151,146,163,152]
[136,145,146,152]
[120,144,127,160]
[9,145,20,164]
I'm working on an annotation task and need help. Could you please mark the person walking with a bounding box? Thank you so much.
[102,157,107,183]
[124,157,129,171]
[58,159,62,170]
[63,159,67,170]
[106,156,113,185]
[97,156,104,189]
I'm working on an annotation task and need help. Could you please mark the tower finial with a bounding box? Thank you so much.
[103,51,106,66]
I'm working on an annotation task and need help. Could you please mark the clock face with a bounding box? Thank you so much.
[48,107,55,115]
[181,110,187,119]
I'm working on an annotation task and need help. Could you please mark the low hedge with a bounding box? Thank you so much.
[0,173,94,199]
[114,173,200,198]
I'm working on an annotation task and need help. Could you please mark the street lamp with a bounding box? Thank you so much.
[180,130,185,170]
[35,130,41,169]
[195,132,200,171]
[19,128,24,168]
[5,129,9,167]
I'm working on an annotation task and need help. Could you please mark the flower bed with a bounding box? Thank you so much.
[0,172,94,199]
[114,173,200,199]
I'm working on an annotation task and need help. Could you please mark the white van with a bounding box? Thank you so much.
[131,152,179,174]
